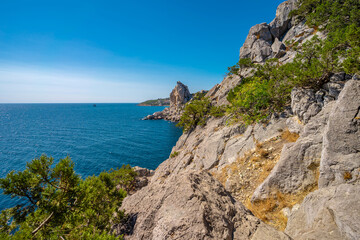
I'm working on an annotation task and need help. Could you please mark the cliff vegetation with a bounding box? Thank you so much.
[177,0,360,129]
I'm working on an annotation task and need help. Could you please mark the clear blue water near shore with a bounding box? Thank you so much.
[0,103,182,210]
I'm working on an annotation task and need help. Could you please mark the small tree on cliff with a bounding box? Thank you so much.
[227,58,254,78]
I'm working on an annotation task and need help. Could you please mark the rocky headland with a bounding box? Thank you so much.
[117,1,360,239]
[138,98,170,106]
[143,81,192,121]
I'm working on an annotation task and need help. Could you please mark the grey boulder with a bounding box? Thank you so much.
[286,184,360,240]
[271,38,286,58]
[269,0,298,39]
[252,101,335,201]
[240,23,273,63]
[116,170,291,240]
[319,79,360,188]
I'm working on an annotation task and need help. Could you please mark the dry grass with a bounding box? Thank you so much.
[312,26,319,34]
[246,166,320,231]
[213,136,284,205]
[344,171,352,180]
[295,32,305,38]
[212,129,317,231]
[281,129,299,142]
[245,188,317,231]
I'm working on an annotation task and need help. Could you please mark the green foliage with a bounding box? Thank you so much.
[291,0,360,31]
[227,59,293,124]
[227,77,271,124]
[209,105,226,118]
[227,0,360,124]
[170,151,180,158]
[291,0,360,73]
[0,155,136,239]
[139,98,170,106]
[177,96,225,132]
[226,58,254,77]
[177,97,211,132]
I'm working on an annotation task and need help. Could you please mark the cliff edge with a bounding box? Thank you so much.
[117,1,360,239]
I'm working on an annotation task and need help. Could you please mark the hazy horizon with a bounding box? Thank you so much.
[0,0,284,103]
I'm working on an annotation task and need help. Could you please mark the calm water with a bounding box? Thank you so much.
[0,103,182,210]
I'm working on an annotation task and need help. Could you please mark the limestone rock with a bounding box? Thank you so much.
[291,73,348,124]
[286,184,360,240]
[291,88,323,123]
[170,81,191,109]
[319,79,360,188]
[219,126,255,166]
[143,81,192,122]
[133,166,154,191]
[285,116,304,134]
[271,38,286,58]
[269,0,298,39]
[239,23,273,63]
[282,21,316,45]
[115,170,291,240]
[206,68,254,106]
[252,102,335,201]
[206,75,241,106]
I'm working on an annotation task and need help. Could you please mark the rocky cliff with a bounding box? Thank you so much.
[143,81,192,121]
[117,1,360,239]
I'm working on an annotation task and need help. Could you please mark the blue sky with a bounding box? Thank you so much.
[0,0,284,103]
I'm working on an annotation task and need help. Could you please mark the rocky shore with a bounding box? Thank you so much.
[142,81,192,121]
[116,1,360,239]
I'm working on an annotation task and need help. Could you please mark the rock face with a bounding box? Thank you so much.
[170,81,192,109]
[239,0,298,63]
[269,0,298,39]
[319,79,360,188]
[286,184,360,240]
[272,38,286,58]
[252,101,334,201]
[143,81,192,122]
[240,23,273,63]
[291,72,349,124]
[119,1,360,239]
[132,166,154,192]
[291,88,323,124]
[115,170,291,240]
[206,75,242,106]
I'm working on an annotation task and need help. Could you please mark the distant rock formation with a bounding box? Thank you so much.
[138,98,170,106]
[143,81,192,122]
[169,81,192,108]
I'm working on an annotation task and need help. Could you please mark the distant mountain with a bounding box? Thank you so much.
[138,98,170,106]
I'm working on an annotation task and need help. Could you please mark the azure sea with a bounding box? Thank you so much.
[0,103,182,211]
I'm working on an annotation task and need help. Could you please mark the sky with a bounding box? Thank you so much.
[0,0,284,103]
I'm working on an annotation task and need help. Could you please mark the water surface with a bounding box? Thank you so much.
[0,103,182,210]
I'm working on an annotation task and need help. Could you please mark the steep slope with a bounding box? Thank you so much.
[118,1,360,239]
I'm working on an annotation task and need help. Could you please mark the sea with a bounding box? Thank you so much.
[0,103,182,211]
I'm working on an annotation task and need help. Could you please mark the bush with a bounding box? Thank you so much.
[0,155,136,239]
[177,97,211,132]
[226,58,254,77]
[227,77,271,124]
[170,151,180,158]
[177,96,226,132]
[227,0,360,125]
[291,0,360,74]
